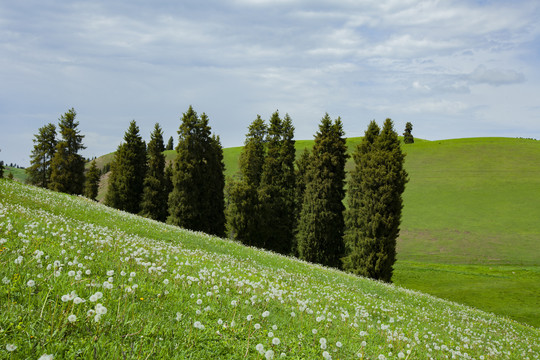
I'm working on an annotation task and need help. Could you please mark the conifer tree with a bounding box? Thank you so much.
[166,136,174,151]
[140,123,168,221]
[297,114,348,268]
[26,123,57,188]
[84,159,101,200]
[403,122,414,144]
[292,148,311,256]
[204,132,226,236]
[168,107,225,237]
[258,111,296,254]
[343,119,408,282]
[228,116,267,246]
[105,120,147,213]
[0,160,4,179]
[49,108,86,194]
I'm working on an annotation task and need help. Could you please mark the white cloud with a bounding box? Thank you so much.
[1,0,540,166]
[467,65,525,86]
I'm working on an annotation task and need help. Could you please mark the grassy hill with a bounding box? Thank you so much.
[90,137,540,326]
[1,179,539,359]
[2,166,27,183]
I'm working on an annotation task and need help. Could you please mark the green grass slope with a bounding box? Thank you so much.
[91,137,540,326]
[398,137,540,265]
[1,179,539,359]
[2,167,27,183]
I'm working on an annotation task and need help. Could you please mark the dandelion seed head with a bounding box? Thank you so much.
[6,344,17,352]
[68,314,77,323]
[265,349,275,359]
[27,279,35,287]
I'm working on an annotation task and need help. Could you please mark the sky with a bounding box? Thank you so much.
[1,0,539,167]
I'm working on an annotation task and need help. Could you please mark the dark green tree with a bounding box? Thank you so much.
[227,116,267,246]
[168,107,225,237]
[84,159,101,200]
[343,119,408,282]
[166,136,174,151]
[26,123,57,188]
[140,123,169,221]
[49,108,86,194]
[403,122,414,144]
[0,160,4,179]
[292,148,311,256]
[105,120,147,213]
[258,111,296,254]
[297,114,348,268]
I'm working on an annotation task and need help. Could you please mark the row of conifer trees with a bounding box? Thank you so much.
[26,106,408,282]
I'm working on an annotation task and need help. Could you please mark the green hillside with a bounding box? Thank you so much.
[91,137,540,326]
[1,179,538,358]
[2,166,27,183]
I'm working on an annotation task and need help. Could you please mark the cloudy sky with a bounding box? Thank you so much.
[1,0,539,167]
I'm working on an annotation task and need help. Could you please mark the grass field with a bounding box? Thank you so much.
[1,179,538,358]
[2,167,27,183]
[89,136,540,327]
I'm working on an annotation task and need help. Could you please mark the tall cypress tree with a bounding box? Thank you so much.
[26,123,57,188]
[84,159,101,200]
[140,123,168,221]
[258,111,296,254]
[343,119,408,282]
[0,161,3,179]
[168,107,225,237]
[297,114,348,268]
[228,116,267,246]
[49,108,86,194]
[105,120,147,213]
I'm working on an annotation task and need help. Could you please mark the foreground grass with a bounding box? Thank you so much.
[1,180,539,359]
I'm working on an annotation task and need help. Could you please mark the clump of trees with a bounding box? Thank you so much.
[27,108,87,194]
[167,106,225,237]
[26,106,409,283]
[343,119,408,281]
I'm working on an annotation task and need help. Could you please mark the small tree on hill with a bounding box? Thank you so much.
[0,160,4,179]
[343,119,408,282]
[84,159,101,200]
[140,123,169,222]
[168,107,225,237]
[105,120,147,213]
[49,108,86,194]
[258,112,296,254]
[297,114,348,268]
[26,123,57,188]
[228,115,267,246]
[403,122,414,144]
[166,136,174,151]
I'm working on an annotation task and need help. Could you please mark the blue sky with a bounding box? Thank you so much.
[1,0,539,167]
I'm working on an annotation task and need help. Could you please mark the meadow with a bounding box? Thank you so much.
[14,137,540,327]
[1,179,539,359]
